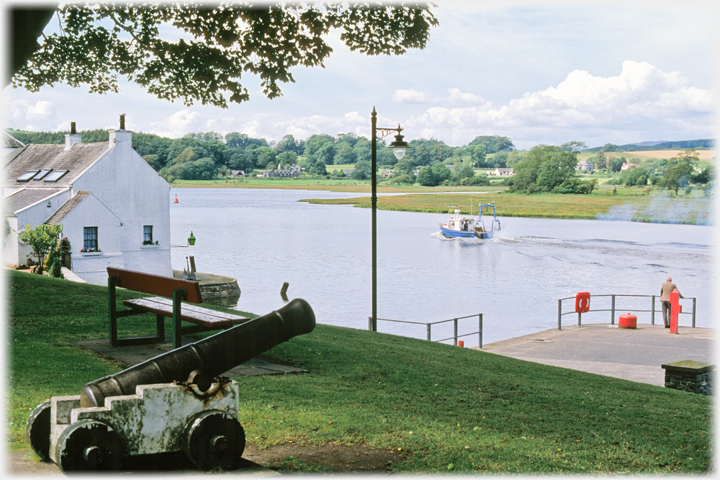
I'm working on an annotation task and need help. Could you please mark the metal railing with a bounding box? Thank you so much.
[557,294,697,330]
[370,313,484,348]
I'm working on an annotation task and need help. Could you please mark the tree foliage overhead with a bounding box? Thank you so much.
[12,2,438,107]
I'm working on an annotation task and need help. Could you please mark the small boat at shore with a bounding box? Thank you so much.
[439,202,501,239]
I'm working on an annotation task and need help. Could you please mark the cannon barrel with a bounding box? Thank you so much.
[81,298,315,407]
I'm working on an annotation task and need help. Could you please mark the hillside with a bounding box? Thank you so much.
[7,271,712,473]
[587,139,713,152]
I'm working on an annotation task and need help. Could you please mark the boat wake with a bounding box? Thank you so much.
[430,232,488,243]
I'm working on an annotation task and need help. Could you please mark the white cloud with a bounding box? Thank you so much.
[3,98,58,131]
[406,61,715,148]
[147,110,203,137]
[27,100,56,120]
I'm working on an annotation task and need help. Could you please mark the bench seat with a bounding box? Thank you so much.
[124,297,249,329]
[108,267,249,349]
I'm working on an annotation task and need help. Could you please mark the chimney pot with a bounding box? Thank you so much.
[119,114,126,130]
[70,122,76,135]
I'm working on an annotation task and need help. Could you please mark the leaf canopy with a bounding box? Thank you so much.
[12,2,438,108]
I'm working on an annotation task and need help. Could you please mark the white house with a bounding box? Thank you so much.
[577,160,594,172]
[3,115,172,285]
[485,168,514,177]
[621,162,640,171]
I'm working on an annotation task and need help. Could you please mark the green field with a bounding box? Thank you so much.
[7,271,712,473]
[302,191,712,225]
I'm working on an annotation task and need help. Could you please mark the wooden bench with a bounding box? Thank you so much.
[107,267,250,349]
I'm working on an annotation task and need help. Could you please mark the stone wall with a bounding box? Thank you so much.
[661,360,714,396]
[200,280,241,300]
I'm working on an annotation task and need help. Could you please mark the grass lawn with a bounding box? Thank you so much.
[6,271,712,473]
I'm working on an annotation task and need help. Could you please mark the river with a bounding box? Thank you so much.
[170,187,715,347]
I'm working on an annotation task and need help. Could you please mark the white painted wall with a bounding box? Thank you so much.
[62,193,125,277]
[71,130,172,279]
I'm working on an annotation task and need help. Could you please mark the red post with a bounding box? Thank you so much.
[670,288,681,334]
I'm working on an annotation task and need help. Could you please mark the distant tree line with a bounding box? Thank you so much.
[7,127,711,195]
[586,139,713,153]
[5,128,515,184]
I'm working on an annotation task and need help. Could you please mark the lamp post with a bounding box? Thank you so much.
[370,107,410,332]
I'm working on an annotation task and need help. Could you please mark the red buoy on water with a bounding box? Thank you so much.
[173,194,179,203]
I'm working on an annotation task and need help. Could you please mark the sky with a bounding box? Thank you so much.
[2,0,718,150]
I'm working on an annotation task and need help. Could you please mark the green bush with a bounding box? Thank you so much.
[552,177,597,194]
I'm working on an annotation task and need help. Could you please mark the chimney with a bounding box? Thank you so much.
[109,114,131,147]
[64,122,81,150]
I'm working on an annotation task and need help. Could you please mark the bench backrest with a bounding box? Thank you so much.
[107,267,203,303]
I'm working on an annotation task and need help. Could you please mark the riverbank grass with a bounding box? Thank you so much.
[8,271,711,473]
[303,191,712,224]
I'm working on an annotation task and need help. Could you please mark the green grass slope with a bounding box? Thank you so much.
[6,271,712,473]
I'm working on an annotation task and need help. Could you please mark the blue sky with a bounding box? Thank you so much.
[2,1,717,150]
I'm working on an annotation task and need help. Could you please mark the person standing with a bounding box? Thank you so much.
[660,277,684,328]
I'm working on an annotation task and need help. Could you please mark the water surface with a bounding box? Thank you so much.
[170,188,715,347]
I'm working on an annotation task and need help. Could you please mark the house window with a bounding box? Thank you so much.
[143,225,153,244]
[83,227,98,251]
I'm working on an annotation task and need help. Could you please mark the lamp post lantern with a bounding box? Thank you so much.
[370,107,410,332]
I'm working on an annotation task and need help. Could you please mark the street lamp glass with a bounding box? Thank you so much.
[393,147,406,160]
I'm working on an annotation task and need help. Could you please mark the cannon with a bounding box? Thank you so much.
[26,299,315,473]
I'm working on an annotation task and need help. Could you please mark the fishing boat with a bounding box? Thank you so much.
[439,202,501,239]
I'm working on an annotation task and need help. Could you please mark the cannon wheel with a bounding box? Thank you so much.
[183,410,245,471]
[55,420,122,473]
[26,401,52,461]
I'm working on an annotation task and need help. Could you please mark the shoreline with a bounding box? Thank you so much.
[169,183,713,226]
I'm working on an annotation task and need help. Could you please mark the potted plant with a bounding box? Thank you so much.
[58,237,72,268]
[59,237,71,252]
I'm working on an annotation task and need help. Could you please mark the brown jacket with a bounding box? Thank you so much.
[660,281,683,302]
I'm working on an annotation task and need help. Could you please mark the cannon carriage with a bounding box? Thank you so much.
[26,298,316,473]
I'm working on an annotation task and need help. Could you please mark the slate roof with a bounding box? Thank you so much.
[2,132,25,148]
[45,191,91,225]
[4,143,109,188]
[3,188,66,215]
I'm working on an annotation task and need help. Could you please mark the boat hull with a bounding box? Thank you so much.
[440,225,481,239]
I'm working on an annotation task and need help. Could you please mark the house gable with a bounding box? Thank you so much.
[45,191,91,225]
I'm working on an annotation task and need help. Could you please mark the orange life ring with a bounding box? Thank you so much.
[575,292,591,313]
